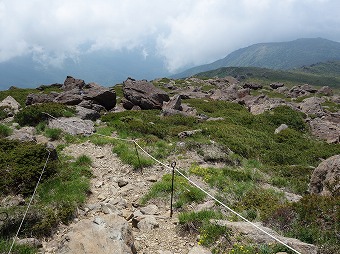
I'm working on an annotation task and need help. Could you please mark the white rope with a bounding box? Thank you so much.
[42,112,302,254]
[8,150,51,254]
[134,141,301,254]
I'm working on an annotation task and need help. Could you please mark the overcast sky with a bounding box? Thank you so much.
[1,0,340,73]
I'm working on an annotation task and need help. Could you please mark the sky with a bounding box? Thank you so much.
[1,0,340,73]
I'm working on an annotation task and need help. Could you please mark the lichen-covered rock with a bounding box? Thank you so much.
[48,117,95,135]
[123,78,169,109]
[309,155,340,196]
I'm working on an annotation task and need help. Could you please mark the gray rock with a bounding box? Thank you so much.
[17,238,42,248]
[118,179,129,188]
[299,97,325,117]
[309,154,340,196]
[178,129,202,139]
[7,127,36,142]
[301,84,318,93]
[188,246,212,254]
[270,82,285,89]
[274,124,289,134]
[214,220,318,254]
[317,86,333,96]
[137,215,159,231]
[75,106,101,120]
[140,204,159,215]
[62,76,85,91]
[243,83,263,90]
[48,117,95,135]
[123,78,169,110]
[25,92,59,105]
[0,96,21,114]
[162,94,182,111]
[309,116,340,143]
[54,89,83,105]
[82,82,116,110]
[195,200,215,212]
[57,214,136,254]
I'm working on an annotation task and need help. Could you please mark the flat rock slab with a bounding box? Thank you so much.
[57,214,136,254]
[214,220,318,254]
[48,117,95,135]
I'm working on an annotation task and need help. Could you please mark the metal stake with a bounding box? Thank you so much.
[134,141,142,174]
[170,161,176,218]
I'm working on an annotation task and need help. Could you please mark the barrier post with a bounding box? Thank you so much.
[134,141,142,174]
[170,162,176,218]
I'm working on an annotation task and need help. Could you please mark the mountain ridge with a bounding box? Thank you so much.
[174,38,340,78]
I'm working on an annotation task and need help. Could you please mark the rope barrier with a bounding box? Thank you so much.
[41,112,302,254]
[8,150,51,254]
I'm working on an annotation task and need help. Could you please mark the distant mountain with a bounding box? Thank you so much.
[194,66,340,88]
[0,48,170,90]
[292,60,340,77]
[174,38,340,78]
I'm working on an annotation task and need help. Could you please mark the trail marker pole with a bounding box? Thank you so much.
[134,141,142,174]
[170,161,176,218]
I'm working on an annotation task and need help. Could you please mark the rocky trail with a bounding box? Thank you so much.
[42,141,210,254]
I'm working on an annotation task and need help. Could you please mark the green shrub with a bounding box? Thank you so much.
[14,103,75,126]
[266,195,340,252]
[0,106,7,120]
[141,174,206,207]
[0,153,91,238]
[0,139,58,196]
[45,128,63,140]
[0,238,38,254]
[235,188,285,220]
[0,124,12,138]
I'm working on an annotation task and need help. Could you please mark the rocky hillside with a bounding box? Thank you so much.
[0,75,339,254]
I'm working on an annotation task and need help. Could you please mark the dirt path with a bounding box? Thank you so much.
[42,141,205,254]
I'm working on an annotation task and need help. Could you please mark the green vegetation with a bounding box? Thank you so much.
[265,195,340,253]
[294,60,340,77]
[0,139,58,196]
[0,239,38,254]
[0,124,12,138]
[45,128,63,141]
[14,103,75,126]
[0,139,91,240]
[0,86,61,107]
[140,174,206,208]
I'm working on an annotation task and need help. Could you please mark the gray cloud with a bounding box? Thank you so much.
[1,0,340,72]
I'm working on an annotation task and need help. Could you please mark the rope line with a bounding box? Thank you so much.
[8,150,51,254]
[42,112,302,254]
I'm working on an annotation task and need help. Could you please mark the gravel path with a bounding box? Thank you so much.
[42,141,207,254]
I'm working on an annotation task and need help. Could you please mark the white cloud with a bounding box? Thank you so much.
[0,0,340,72]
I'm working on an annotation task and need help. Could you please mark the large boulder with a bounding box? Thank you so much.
[26,92,59,105]
[299,97,325,117]
[214,220,318,254]
[317,86,333,96]
[75,106,101,120]
[54,89,83,105]
[270,82,285,89]
[62,76,85,91]
[26,76,116,111]
[57,215,136,254]
[123,78,169,109]
[309,115,340,143]
[82,83,116,110]
[309,155,340,196]
[243,83,263,90]
[48,117,95,135]
[0,96,21,114]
